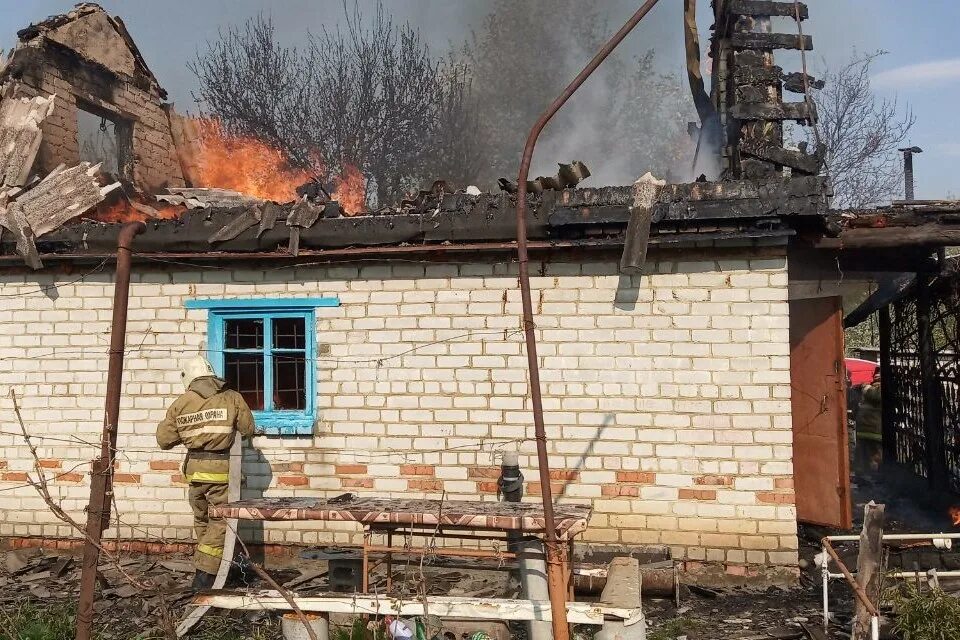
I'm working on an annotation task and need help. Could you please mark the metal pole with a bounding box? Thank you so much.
[75,222,145,640]
[899,146,922,202]
[514,2,662,638]
[821,547,830,633]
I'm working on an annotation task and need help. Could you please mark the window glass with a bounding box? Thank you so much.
[221,316,309,413]
[225,318,263,350]
[274,317,305,350]
[274,354,306,410]
[224,353,264,410]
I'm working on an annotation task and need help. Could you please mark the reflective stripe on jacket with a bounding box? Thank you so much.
[156,377,255,483]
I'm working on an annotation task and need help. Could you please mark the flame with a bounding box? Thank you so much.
[190,119,367,213]
[192,120,314,203]
[332,164,366,215]
[89,200,183,224]
[950,506,960,527]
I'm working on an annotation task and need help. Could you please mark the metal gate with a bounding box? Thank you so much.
[886,267,960,492]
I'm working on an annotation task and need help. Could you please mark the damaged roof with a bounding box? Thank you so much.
[0,176,833,264]
[12,2,166,98]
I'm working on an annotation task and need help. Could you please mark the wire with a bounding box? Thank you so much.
[0,428,532,461]
[0,328,526,365]
[0,257,111,297]
[0,459,97,492]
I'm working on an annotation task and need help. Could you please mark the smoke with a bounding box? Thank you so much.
[448,0,709,188]
[173,0,714,189]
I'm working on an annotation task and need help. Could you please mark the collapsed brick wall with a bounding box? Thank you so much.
[0,248,798,583]
[4,41,185,193]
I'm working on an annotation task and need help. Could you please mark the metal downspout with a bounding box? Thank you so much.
[513,2,662,638]
[75,222,146,640]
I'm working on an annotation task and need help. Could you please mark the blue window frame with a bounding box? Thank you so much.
[185,297,340,435]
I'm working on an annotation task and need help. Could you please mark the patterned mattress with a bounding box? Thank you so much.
[210,496,592,539]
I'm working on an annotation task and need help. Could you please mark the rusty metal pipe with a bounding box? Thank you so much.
[514,2,662,638]
[821,538,881,617]
[75,221,145,640]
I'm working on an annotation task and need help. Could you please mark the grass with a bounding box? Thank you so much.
[647,616,703,640]
[331,618,372,640]
[893,583,960,640]
[0,603,282,640]
[0,602,76,640]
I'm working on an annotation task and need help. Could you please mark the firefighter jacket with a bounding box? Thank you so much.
[156,376,255,483]
[855,382,882,442]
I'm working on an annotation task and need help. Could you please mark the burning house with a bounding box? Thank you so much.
[1,1,960,596]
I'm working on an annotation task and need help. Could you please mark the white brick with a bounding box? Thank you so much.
[0,249,796,566]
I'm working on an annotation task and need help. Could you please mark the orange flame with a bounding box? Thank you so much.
[950,506,960,527]
[332,164,367,215]
[193,120,314,203]
[191,119,367,213]
[89,200,184,224]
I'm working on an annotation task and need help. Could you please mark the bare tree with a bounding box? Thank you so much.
[810,51,916,208]
[190,3,480,208]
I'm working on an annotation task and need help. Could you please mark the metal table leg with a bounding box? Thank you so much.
[386,530,393,593]
[362,530,371,593]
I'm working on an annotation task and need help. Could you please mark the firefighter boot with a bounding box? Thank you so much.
[191,570,216,590]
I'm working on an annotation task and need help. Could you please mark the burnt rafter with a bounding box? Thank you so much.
[730,32,813,51]
[710,0,822,179]
[731,101,816,122]
[740,140,826,175]
[729,0,808,19]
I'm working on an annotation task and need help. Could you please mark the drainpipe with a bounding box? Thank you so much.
[75,221,146,640]
[513,2,662,638]
[499,453,549,640]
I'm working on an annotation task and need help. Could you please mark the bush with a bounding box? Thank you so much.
[893,584,960,640]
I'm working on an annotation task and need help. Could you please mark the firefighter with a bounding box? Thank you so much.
[156,356,255,588]
[855,371,883,477]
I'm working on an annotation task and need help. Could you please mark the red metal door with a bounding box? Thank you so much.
[790,296,853,528]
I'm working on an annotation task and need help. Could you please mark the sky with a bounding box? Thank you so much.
[0,0,957,199]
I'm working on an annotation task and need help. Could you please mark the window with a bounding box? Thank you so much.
[185,297,340,435]
[76,103,133,181]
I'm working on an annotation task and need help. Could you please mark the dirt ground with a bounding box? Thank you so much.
[6,487,957,640]
[0,539,859,640]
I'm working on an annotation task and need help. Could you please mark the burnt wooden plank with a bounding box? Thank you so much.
[732,101,816,121]
[549,206,631,227]
[730,32,812,51]
[832,223,960,249]
[729,0,808,19]
[733,64,784,87]
[663,176,830,202]
[620,208,654,273]
[782,72,824,94]
[740,140,826,174]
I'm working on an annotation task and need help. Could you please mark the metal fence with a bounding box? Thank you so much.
[887,274,960,492]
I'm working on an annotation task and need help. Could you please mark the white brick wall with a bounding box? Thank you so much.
[0,249,797,570]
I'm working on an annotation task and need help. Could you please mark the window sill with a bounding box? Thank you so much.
[253,411,315,436]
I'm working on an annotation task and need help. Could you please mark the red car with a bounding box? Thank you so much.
[845,358,879,386]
